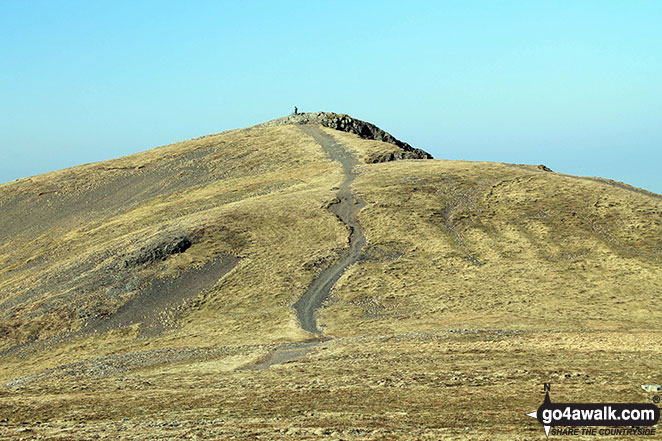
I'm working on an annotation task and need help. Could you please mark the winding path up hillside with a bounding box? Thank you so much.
[292,125,367,334]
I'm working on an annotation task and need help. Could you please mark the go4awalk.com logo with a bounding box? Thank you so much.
[526,384,660,438]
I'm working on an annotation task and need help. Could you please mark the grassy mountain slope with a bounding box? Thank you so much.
[0,115,660,440]
[324,128,662,335]
[0,125,346,351]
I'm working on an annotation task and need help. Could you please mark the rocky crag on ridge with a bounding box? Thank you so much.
[261,111,433,162]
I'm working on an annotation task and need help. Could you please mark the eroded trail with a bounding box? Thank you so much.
[293,125,366,334]
[249,126,366,369]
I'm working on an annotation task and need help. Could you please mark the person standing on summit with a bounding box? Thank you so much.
[294,106,298,115]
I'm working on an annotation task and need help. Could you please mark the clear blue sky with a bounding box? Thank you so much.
[1,0,661,193]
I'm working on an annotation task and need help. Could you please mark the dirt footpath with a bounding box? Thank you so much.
[293,125,367,334]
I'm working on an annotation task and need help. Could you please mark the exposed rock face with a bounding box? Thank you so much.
[261,112,433,160]
[121,236,192,269]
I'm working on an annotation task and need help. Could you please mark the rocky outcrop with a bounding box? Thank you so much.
[121,236,192,269]
[261,112,433,160]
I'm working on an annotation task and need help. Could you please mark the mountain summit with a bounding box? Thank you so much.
[261,111,432,161]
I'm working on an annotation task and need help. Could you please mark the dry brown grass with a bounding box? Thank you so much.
[0,123,660,440]
[0,125,348,356]
[1,331,661,440]
[318,136,662,336]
